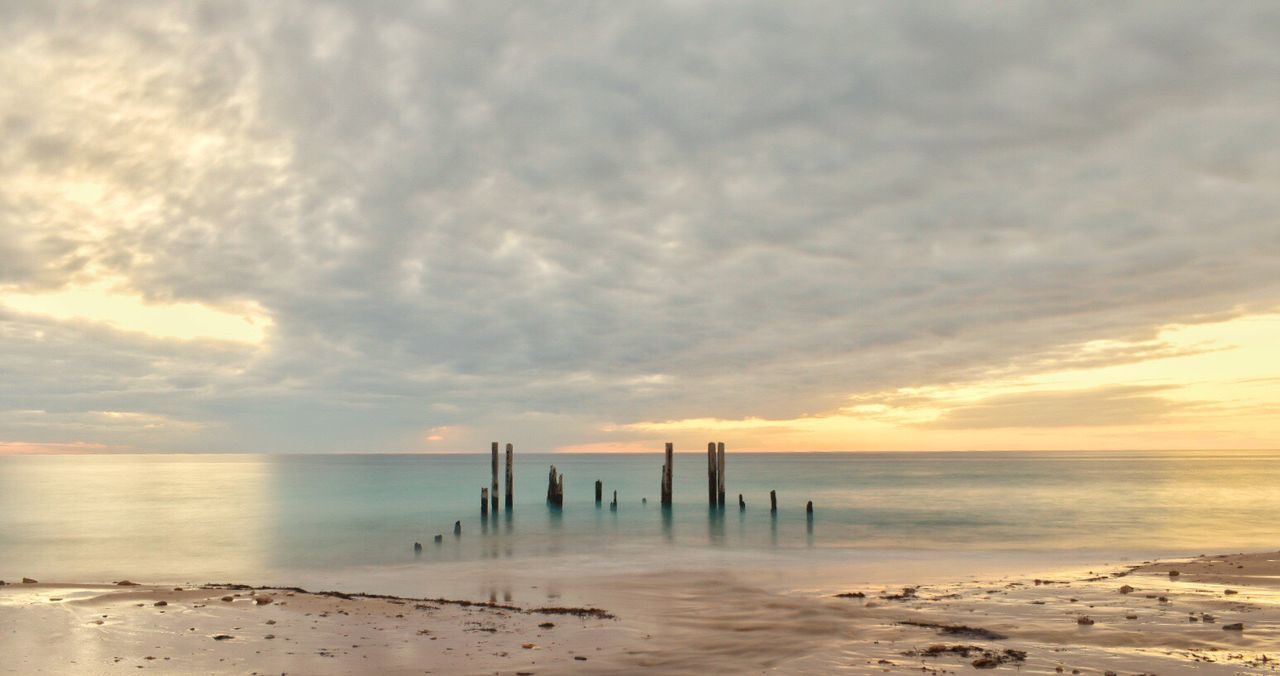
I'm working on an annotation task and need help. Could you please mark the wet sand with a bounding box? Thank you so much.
[2,551,1279,674]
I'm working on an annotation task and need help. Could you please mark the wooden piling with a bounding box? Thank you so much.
[806,501,813,515]
[716,442,726,507]
[505,443,514,510]
[454,520,462,535]
[661,442,673,506]
[770,489,777,513]
[433,534,443,543]
[610,490,618,511]
[595,480,603,504]
[546,465,564,507]
[738,493,745,510]
[481,488,489,517]
[490,443,500,513]
[707,442,717,506]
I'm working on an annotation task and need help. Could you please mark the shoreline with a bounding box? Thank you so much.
[3,551,1278,674]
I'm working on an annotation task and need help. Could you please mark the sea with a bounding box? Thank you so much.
[2,450,1278,599]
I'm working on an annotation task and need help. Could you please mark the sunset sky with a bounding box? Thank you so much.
[2,2,1278,454]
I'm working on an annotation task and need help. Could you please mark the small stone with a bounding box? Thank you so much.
[1223,622,1244,631]
[1224,589,1238,595]
[539,622,554,628]
[254,595,273,605]
[1077,616,1095,625]
[221,596,234,602]
[1169,570,1180,577]
[212,634,234,640]
[114,580,139,586]
[154,601,168,607]
[22,577,37,584]
[972,657,998,669]
[1118,585,1135,594]
[265,634,276,640]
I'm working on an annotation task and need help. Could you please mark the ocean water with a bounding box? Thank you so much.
[1,451,1278,591]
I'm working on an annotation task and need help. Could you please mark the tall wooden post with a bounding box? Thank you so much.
[716,442,726,507]
[661,442,673,506]
[481,488,489,516]
[595,480,603,504]
[504,443,514,510]
[770,489,777,513]
[546,465,563,507]
[490,443,499,513]
[707,442,717,506]
[806,500,814,515]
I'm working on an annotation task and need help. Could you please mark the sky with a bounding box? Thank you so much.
[1,1,1279,454]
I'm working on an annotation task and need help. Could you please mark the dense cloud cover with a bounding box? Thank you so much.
[2,1,1279,452]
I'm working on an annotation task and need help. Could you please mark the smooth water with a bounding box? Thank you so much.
[1,451,1278,587]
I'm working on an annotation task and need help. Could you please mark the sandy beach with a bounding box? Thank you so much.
[4,551,1278,674]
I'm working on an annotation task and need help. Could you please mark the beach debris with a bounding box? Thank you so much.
[660,442,673,506]
[264,634,275,640]
[539,622,555,628]
[505,443,514,510]
[153,601,167,607]
[1125,614,1138,619]
[835,591,866,598]
[522,643,538,649]
[899,621,1008,640]
[1225,589,1238,595]
[1077,616,1095,625]
[1223,622,1244,631]
[22,577,37,584]
[221,596,234,602]
[905,645,1025,668]
[881,587,918,601]
[212,634,233,640]
[1119,585,1135,594]
[1169,570,1180,577]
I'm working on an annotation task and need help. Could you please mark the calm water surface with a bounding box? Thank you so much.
[1,451,1277,589]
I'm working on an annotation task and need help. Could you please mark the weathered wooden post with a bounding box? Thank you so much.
[546,465,564,507]
[661,442,674,506]
[716,442,726,507]
[707,442,717,506]
[481,488,489,517]
[610,490,618,511]
[454,520,462,535]
[595,480,603,505]
[505,443,514,510]
[770,489,777,513]
[738,493,745,510]
[806,501,813,515]
[490,443,500,513]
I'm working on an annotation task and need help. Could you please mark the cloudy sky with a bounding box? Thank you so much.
[2,1,1279,454]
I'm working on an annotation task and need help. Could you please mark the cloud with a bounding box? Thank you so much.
[921,385,1190,430]
[1,2,1279,451]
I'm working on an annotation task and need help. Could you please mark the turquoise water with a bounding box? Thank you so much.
[1,451,1278,585]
